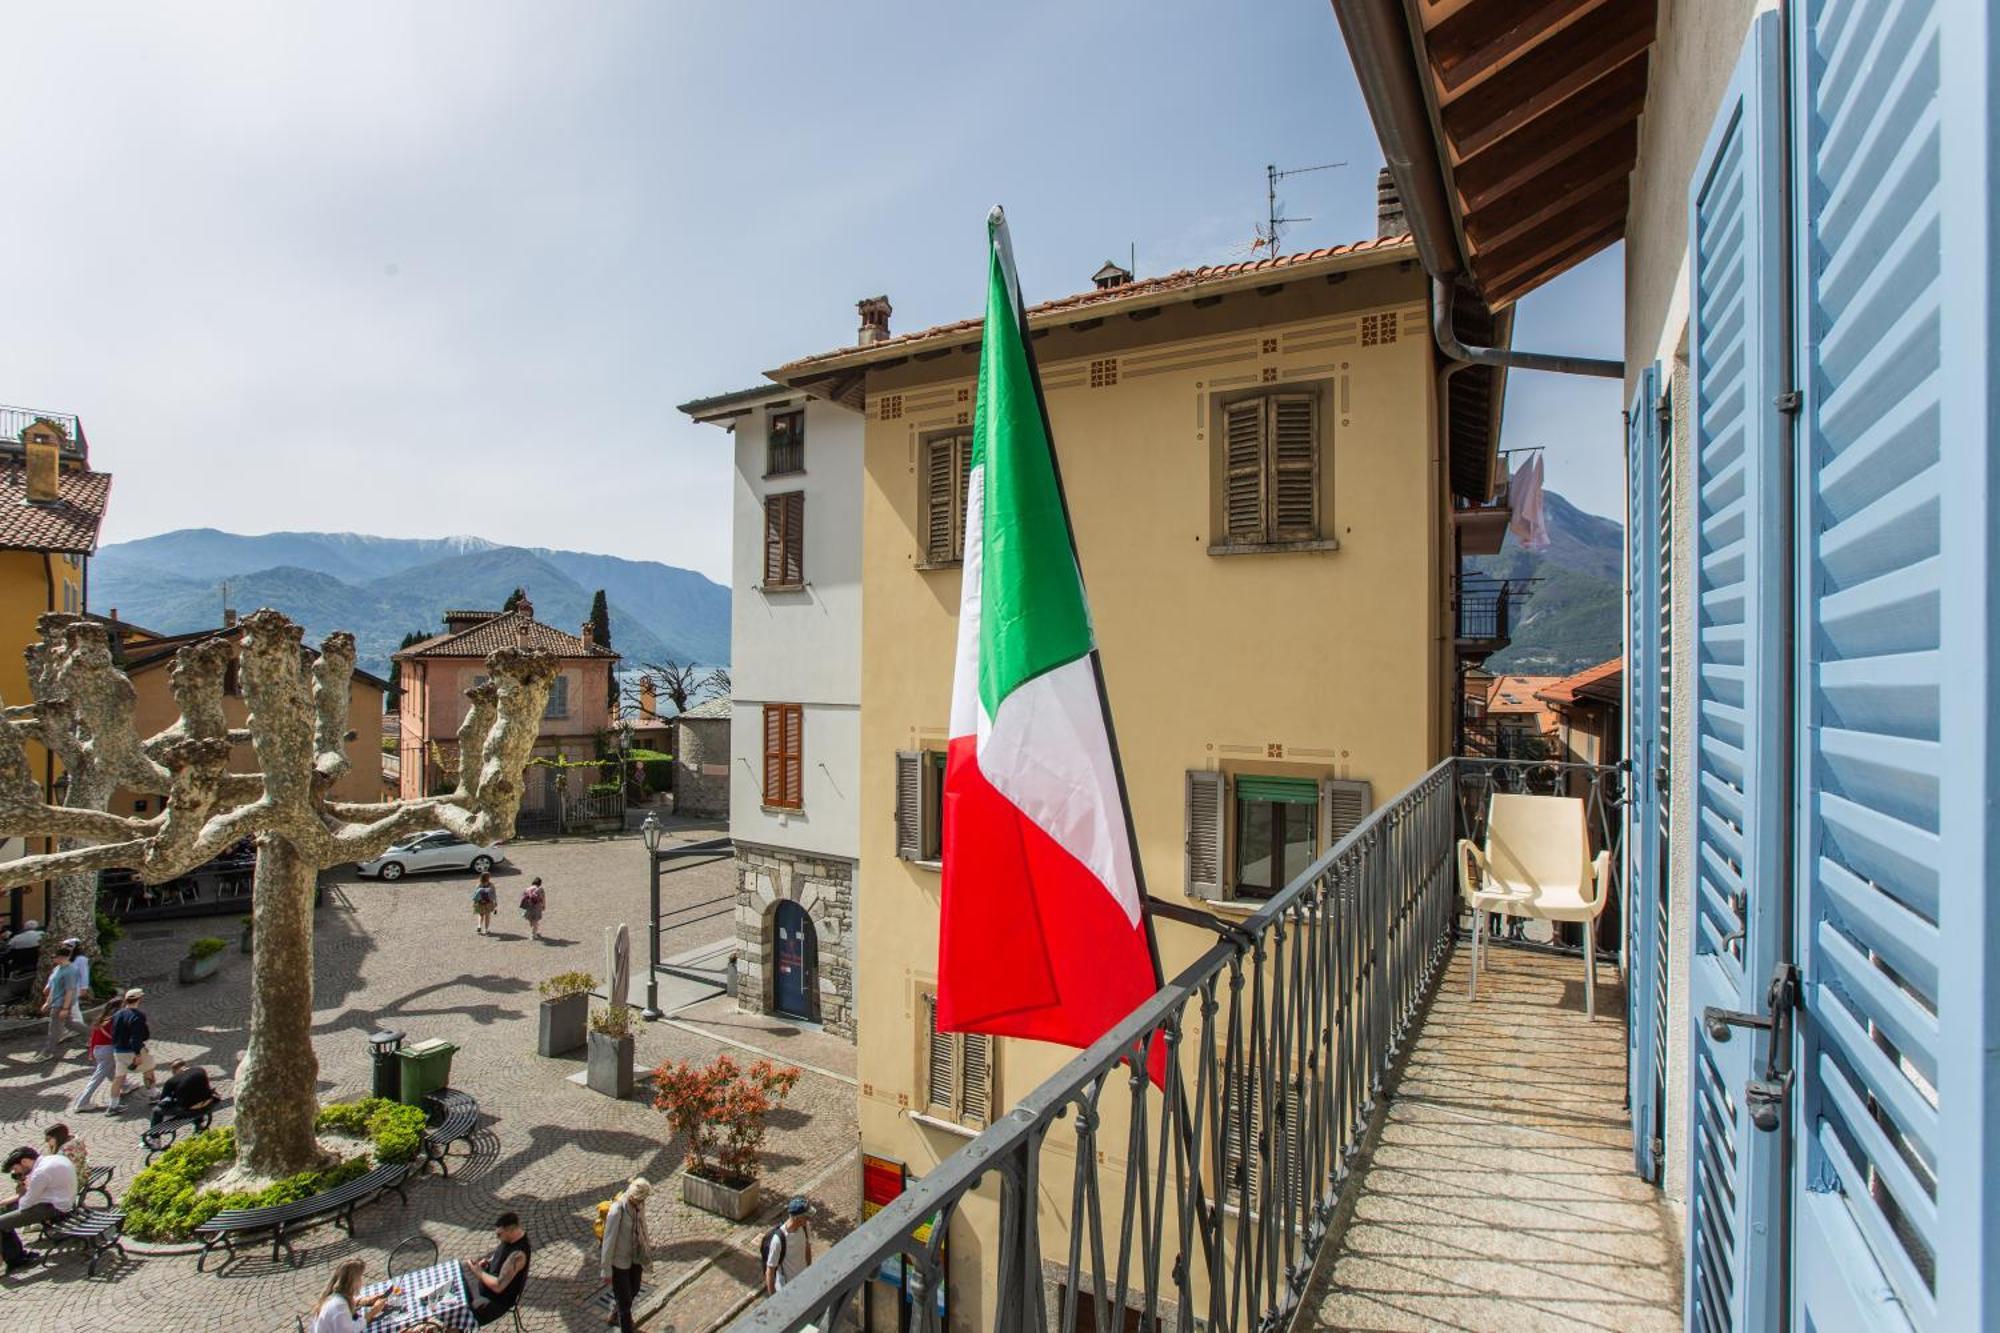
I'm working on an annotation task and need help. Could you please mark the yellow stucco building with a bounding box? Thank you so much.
[0,408,112,928]
[767,217,1509,1324]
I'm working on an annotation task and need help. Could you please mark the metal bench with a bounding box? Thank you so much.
[420,1088,480,1177]
[193,1160,411,1270]
[36,1206,127,1276]
[81,1164,115,1210]
[139,1098,229,1164]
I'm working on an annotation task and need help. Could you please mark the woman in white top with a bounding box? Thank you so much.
[599,1176,653,1331]
[312,1258,395,1332]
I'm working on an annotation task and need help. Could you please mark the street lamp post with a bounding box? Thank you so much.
[641,812,663,1020]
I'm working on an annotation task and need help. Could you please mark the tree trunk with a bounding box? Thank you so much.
[232,836,322,1178]
[40,770,111,986]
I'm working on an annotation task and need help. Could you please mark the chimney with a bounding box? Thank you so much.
[515,617,532,648]
[514,596,533,623]
[857,295,892,346]
[1376,166,1407,240]
[223,607,237,628]
[1092,260,1133,290]
[580,620,595,649]
[22,420,62,505]
[639,675,656,719]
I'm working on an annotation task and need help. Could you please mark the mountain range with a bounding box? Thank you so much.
[1468,490,1624,676]
[90,530,730,680]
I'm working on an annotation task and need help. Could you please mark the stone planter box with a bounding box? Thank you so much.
[586,1029,634,1098]
[178,952,222,985]
[539,993,589,1057]
[681,1170,760,1221]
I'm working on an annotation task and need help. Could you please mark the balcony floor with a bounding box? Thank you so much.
[1305,943,1683,1332]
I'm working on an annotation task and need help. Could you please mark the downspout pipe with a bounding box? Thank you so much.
[1331,0,1625,379]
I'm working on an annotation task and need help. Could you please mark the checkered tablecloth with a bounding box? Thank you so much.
[361,1260,476,1332]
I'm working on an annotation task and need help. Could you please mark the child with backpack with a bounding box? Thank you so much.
[473,874,498,935]
[519,878,547,941]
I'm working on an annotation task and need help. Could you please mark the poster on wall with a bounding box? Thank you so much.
[860,1157,948,1331]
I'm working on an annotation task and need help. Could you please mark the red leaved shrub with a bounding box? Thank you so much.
[650,1053,802,1186]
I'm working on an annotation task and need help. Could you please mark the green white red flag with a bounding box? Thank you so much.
[936,208,1162,1053]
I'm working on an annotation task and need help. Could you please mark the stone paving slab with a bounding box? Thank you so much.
[0,827,858,1331]
[1305,945,1681,1333]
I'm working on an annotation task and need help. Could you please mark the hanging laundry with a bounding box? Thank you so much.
[1508,452,1550,552]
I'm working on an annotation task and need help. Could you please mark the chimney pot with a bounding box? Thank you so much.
[22,421,61,505]
[223,607,238,628]
[1376,166,1408,240]
[580,620,595,648]
[857,295,893,346]
[515,597,533,622]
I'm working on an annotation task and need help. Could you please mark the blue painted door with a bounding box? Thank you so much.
[773,900,817,1020]
[1684,13,1789,1329]
[1625,363,1665,1182]
[1786,0,1993,1327]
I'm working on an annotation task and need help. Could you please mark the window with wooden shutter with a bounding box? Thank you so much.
[922,990,993,1127]
[762,704,802,808]
[895,749,945,861]
[1185,770,1226,900]
[766,410,804,476]
[922,433,972,564]
[1317,777,1372,850]
[763,492,805,588]
[1216,391,1325,546]
[1219,1068,1307,1217]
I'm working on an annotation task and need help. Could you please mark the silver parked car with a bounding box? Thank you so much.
[356,832,507,881]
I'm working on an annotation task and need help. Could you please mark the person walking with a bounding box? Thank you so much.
[598,1176,652,1331]
[106,989,153,1114]
[37,944,81,1061]
[63,939,91,1021]
[69,1003,119,1113]
[520,877,547,941]
[762,1197,812,1297]
[473,875,498,935]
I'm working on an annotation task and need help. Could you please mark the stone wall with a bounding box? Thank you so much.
[733,841,857,1042]
[674,717,730,818]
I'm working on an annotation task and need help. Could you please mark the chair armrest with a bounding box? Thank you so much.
[1456,839,1489,902]
[1588,849,1614,918]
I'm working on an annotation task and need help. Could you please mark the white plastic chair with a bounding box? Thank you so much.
[1458,792,1614,1017]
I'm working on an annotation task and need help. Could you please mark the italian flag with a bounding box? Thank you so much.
[936,209,1162,1052]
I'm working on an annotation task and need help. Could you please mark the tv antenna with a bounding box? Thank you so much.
[1254,159,1346,258]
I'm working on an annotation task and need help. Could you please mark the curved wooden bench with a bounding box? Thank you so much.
[420,1088,480,1177]
[193,1159,411,1270]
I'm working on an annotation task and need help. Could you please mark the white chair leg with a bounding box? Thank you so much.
[1469,909,1484,1000]
[1585,931,1597,1020]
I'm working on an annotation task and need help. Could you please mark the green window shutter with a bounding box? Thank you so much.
[1235,775,1319,804]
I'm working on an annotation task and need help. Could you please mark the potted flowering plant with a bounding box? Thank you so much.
[651,1053,801,1220]
[537,971,595,1057]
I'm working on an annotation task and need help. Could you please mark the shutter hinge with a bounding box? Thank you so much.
[1775,390,1802,414]
[1654,391,1671,427]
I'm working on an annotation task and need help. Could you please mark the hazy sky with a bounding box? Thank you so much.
[2,2,1622,584]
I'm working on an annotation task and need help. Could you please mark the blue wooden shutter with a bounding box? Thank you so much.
[1685,14,1788,1330]
[1624,362,1664,1181]
[1787,0,1991,1327]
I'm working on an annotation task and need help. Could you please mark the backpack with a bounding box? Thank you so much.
[765,1224,787,1273]
[473,885,496,908]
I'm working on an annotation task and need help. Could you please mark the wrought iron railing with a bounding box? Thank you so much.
[1455,575,1513,643]
[741,759,1492,1333]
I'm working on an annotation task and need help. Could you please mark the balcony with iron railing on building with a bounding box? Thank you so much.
[1455,572,1537,662]
[741,754,1677,1333]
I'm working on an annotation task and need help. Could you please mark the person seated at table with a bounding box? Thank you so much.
[0,1144,76,1273]
[312,1258,396,1332]
[461,1211,532,1326]
[151,1059,219,1126]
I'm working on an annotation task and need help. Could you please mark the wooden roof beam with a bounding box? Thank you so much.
[1426,0,1621,96]
[1450,58,1647,211]
[1473,184,1626,288]
[1438,3,1654,160]
[1480,216,1625,307]
[1463,127,1640,254]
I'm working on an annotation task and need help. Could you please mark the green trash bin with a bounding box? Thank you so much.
[397,1037,458,1106]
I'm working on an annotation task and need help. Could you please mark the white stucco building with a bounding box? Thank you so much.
[680,379,864,1040]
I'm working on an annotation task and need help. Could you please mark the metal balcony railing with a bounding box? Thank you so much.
[1455,575,1513,643]
[741,756,1627,1333]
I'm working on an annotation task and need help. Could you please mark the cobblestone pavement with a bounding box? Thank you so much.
[0,823,860,1332]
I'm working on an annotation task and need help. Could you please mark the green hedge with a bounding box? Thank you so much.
[124,1097,427,1240]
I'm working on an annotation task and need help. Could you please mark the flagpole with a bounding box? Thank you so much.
[986,206,1167,990]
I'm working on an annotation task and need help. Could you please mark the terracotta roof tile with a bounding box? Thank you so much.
[1536,657,1624,706]
[0,465,111,554]
[393,610,617,661]
[772,234,1416,375]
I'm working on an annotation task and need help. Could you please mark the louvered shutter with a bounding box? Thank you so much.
[955,433,974,559]
[781,492,805,585]
[1268,394,1319,540]
[1789,0,1981,1326]
[1683,16,1787,1330]
[894,751,923,860]
[922,992,955,1112]
[924,437,956,563]
[763,707,784,807]
[1624,363,1665,1185]
[1222,399,1266,542]
[1185,770,1226,900]
[782,706,802,808]
[762,495,784,585]
[1221,1070,1259,1208]
[1317,777,1371,850]
[959,1032,991,1127]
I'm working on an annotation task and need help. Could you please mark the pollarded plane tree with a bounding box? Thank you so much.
[0,610,555,1179]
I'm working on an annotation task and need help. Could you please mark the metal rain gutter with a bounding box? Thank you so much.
[1330,0,1626,380]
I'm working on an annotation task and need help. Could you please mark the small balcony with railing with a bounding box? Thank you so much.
[740,755,1678,1333]
[1455,574,1526,662]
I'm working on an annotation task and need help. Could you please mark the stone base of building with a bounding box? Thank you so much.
[733,842,856,1042]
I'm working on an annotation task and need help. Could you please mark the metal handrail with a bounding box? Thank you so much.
[741,757,1552,1333]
